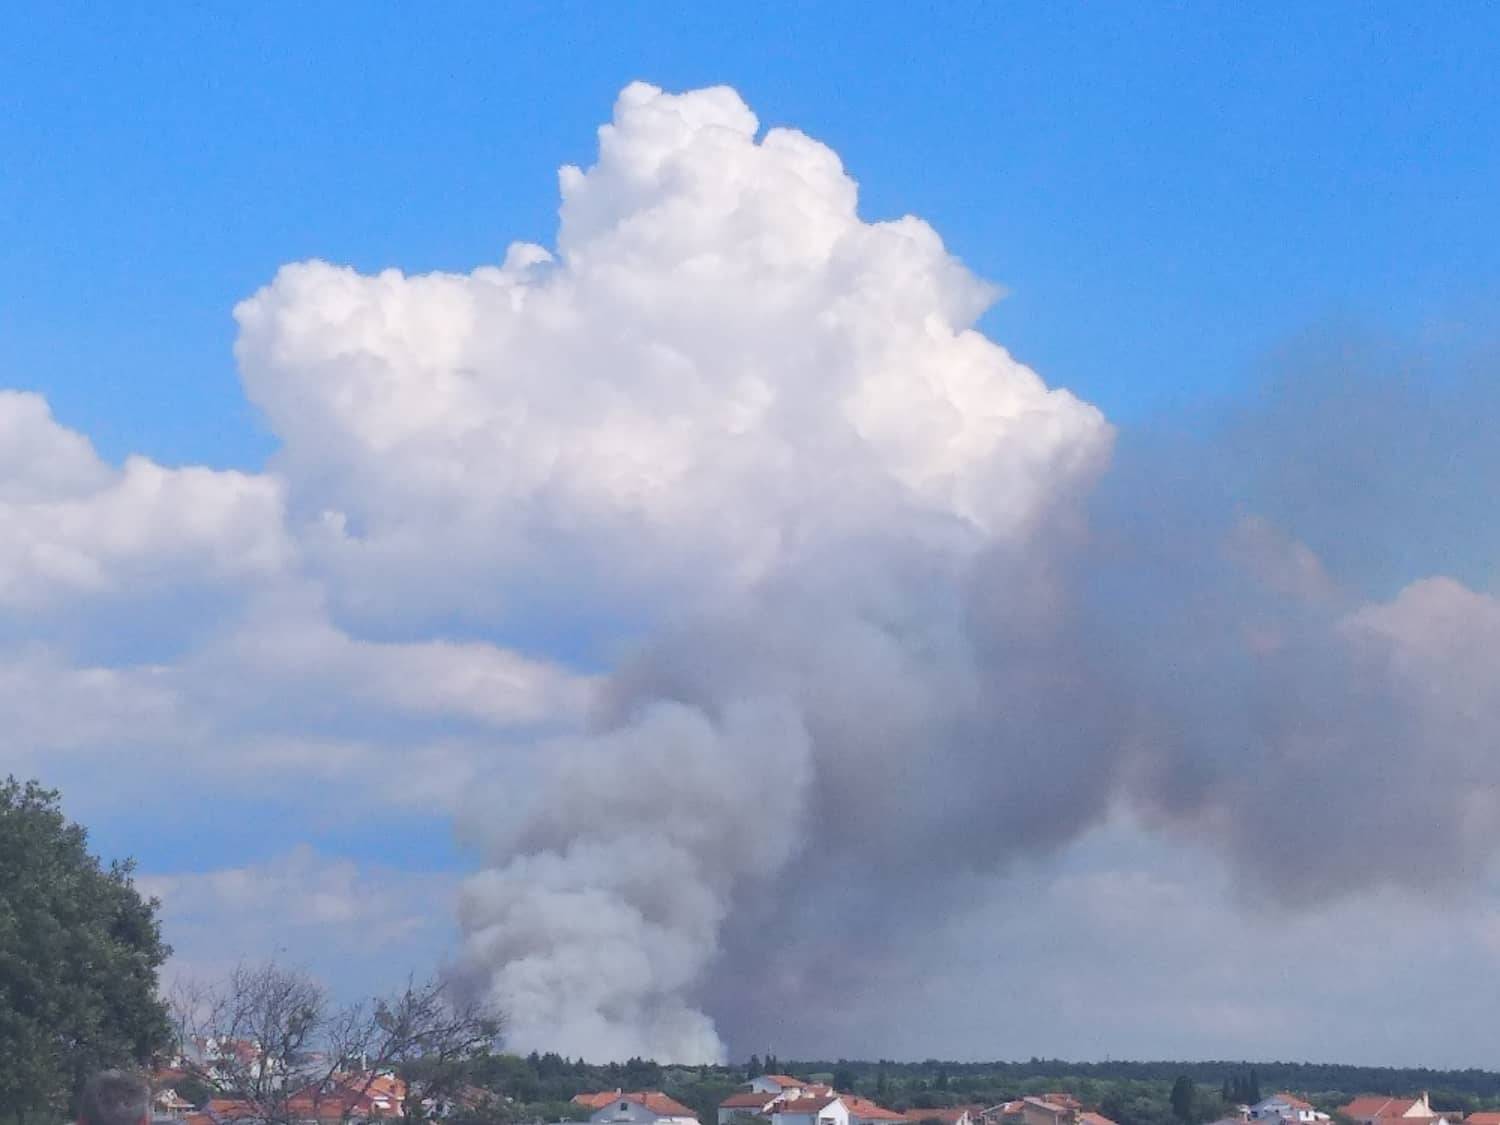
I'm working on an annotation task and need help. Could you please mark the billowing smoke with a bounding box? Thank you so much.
[232,83,1500,1062]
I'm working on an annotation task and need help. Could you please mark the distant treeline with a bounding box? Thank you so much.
[466,1053,1500,1125]
[783,1059,1500,1103]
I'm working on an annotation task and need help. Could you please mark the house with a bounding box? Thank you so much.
[722,1082,902,1125]
[1021,1098,1075,1125]
[976,1102,1024,1125]
[843,1097,906,1125]
[434,1085,497,1118]
[1250,1095,1327,1124]
[585,1092,702,1125]
[581,1094,629,1111]
[1339,1098,1439,1125]
[752,1077,812,1096]
[774,1095,849,1125]
[1338,1097,1459,1125]
[194,1099,259,1123]
[284,1071,408,1122]
[1464,1115,1500,1125]
[152,1085,197,1118]
[722,1092,784,1125]
[1010,1095,1113,1125]
[183,1074,407,1125]
[901,1108,978,1125]
[193,1038,279,1085]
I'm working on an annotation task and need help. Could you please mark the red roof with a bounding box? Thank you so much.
[1022,1100,1072,1118]
[763,1077,807,1089]
[843,1096,905,1121]
[632,1092,698,1118]
[1465,1115,1500,1125]
[1341,1100,1426,1120]
[580,1093,626,1109]
[202,1099,259,1121]
[902,1110,975,1124]
[283,1074,408,1121]
[780,1096,843,1114]
[581,1091,698,1119]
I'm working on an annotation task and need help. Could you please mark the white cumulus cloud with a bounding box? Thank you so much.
[233,82,1108,632]
[0,392,290,609]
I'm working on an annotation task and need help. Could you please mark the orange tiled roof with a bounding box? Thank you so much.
[903,1109,978,1124]
[780,1096,842,1114]
[203,1099,259,1121]
[1022,1100,1071,1117]
[1341,1100,1425,1120]
[282,1073,407,1121]
[583,1091,698,1118]
[580,1093,627,1109]
[633,1092,699,1118]
[843,1097,905,1121]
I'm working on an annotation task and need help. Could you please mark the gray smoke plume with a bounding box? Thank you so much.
[457,337,1500,1060]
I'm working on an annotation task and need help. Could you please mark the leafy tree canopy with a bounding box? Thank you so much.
[0,777,172,1121]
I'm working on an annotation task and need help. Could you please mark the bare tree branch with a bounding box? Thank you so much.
[171,963,503,1124]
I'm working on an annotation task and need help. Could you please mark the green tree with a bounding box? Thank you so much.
[0,777,172,1122]
[1170,1077,1195,1123]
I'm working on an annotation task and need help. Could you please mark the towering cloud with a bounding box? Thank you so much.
[233,84,1107,633]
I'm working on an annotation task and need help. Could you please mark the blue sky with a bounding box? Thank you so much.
[6,4,1500,1063]
[6,4,1498,467]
